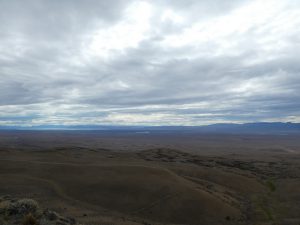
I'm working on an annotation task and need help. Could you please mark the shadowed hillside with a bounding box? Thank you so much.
[0,132,300,224]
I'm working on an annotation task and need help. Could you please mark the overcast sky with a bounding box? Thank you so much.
[0,0,300,126]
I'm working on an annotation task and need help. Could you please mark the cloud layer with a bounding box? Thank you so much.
[0,0,300,126]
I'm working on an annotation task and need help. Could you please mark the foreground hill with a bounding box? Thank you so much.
[0,132,300,225]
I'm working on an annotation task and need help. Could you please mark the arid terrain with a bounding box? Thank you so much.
[0,131,300,225]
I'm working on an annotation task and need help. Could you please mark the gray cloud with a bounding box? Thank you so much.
[0,0,300,126]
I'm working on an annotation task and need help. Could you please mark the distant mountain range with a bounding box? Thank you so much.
[1,122,300,134]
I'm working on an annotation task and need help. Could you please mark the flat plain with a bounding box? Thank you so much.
[0,131,300,225]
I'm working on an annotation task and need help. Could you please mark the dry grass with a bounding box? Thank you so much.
[0,132,300,225]
[22,213,38,225]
